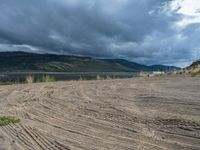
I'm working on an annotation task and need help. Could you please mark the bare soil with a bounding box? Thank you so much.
[0,76,200,150]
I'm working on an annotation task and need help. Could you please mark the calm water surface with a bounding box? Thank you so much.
[0,72,139,84]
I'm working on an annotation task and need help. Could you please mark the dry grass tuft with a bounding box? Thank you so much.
[96,75,102,80]
[26,75,34,84]
[41,75,55,82]
[190,68,200,77]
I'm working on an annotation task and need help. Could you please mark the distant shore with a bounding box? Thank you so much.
[0,71,139,84]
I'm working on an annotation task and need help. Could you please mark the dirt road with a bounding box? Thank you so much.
[0,76,200,150]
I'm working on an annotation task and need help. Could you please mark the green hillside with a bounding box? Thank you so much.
[0,51,180,72]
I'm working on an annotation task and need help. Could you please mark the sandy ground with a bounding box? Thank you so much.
[0,76,200,150]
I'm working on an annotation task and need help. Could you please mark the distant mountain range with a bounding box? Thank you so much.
[0,51,180,72]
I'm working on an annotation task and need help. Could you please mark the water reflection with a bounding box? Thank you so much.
[0,72,139,84]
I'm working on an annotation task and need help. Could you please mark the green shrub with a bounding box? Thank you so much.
[0,116,20,126]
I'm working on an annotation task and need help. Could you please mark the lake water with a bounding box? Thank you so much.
[0,72,139,84]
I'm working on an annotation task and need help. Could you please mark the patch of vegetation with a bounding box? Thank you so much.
[190,68,200,77]
[79,76,84,81]
[25,75,56,83]
[41,75,55,82]
[138,71,166,77]
[173,70,184,75]
[170,68,200,77]
[0,116,20,126]
[106,75,112,80]
[138,71,149,77]
[96,74,102,80]
[26,75,34,84]
[151,71,165,77]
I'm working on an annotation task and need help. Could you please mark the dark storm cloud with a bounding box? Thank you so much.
[0,0,199,66]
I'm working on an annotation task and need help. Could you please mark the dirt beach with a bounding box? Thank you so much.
[0,76,200,150]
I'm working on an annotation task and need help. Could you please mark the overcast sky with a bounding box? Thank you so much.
[0,0,200,67]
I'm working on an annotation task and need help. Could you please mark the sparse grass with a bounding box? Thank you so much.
[79,76,83,81]
[96,74,102,80]
[138,71,166,77]
[99,101,111,108]
[0,116,20,126]
[170,68,200,77]
[25,75,55,83]
[107,75,115,80]
[112,76,116,79]
[174,70,184,75]
[79,76,84,81]
[41,75,55,82]
[190,68,200,77]
[26,75,34,84]
[151,71,165,77]
[138,72,150,77]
